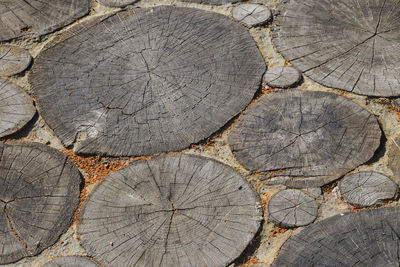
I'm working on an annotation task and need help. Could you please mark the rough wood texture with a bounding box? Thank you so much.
[98,0,138,7]
[388,135,400,185]
[0,142,81,264]
[180,0,244,4]
[339,172,397,207]
[0,0,90,42]
[29,6,265,157]
[273,207,400,266]
[0,45,32,77]
[0,79,36,138]
[42,256,99,267]
[232,4,272,28]
[228,90,381,188]
[78,154,261,267]
[272,0,400,97]
[263,66,301,88]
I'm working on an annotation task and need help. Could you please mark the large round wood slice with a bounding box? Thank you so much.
[43,256,99,267]
[97,0,138,7]
[0,142,81,264]
[273,207,400,266]
[30,6,265,157]
[0,0,90,42]
[228,90,381,188]
[272,0,400,97]
[339,172,398,207]
[0,79,36,138]
[179,0,244,4]
[0,45,32,77]
[78,154,261,267]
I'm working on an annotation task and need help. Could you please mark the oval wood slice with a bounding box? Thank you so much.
[0,79,36,138]
[0,45,32,77]
[42,256,99,267]
[29,6,265,157]
[78,154,261,267]
[228,90,382,188]
[179,0,244,4]
[0,0,90,41]
[263,66,301,88]
[273,208,400,267]
[232,4,272,28]
[0,142,81,264]
[339,172,398,207]
[272,0,400,96]
[97,0,138,7]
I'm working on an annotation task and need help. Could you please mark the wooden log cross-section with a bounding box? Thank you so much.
[180,0,244,5]
[0,45,32,77]
[78,154,262,267]
[0,142,81,265]
[97,0,138,7]
[42,256,99,267]
[29,6,266,157]
[272,0,400,96]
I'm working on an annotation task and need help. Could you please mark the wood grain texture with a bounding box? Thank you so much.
[268,189,317,228]
[273,207,400,267]
[228,90,381,188]
[272,0,400,96]
[97,0,138,7]
[78,154,262,267]
[42,256,99,267]
[232,4,272,28]
[388,135,400,185]
[339,172,397,207]
[0,45,32,77]
[0,0,90,42]
[0,142,81,264]
[179,0,244,4]
[29,6,266,157]
[0,79,36,138]
[263,66,301,88]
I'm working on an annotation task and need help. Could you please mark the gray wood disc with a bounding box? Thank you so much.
[97,0,138,7]
[179,0,244,4]
[0,45,32,77]
[268,189,318,228]
[263,66,301,88]
[228,90,381,188]
[0,0,90,42]
[339,172,398,207]
[232,4,272,28]
[0,142,81,264]
[29,6,265,157]
[78,154,261,267]
[273,207,400,267]
[0,79,36,138]
[388,136,400,185]
[272,0,400,97]
[42,256,99,267]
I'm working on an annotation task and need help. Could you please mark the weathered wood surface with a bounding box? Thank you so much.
[228,90,381,188]
[273,207,400,266]
[0,79,36,138]
[78,154,261,267]
[0,45,32,77]
[0,142,81,264]
[339,172,397,207]
[232,4,272,28]
[0,0,90,42]
[268,189,318,228]
[263,66,301,88]
[388,136,400,185]
[180,0,244,4]
[29,6,266,157]
[42,256,99,267]
[98,0,138,7]
[272,0,400,97]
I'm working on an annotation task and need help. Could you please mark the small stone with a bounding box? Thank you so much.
[0,45,32,77]
[232,4,272,27]
[263,66,301,88]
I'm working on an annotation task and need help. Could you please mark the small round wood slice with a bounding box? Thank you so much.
[0,0,90,42]
[232,4,272,28]
[228,90,381,188]
[339,172,397,207]
[179,0,244,4]
[263,66,301,88]
[272,0,400,97]
[268,189,318,228]
[42,256,99,267]
[273,207,400,267]
[0,45,32,77]
[97,0,138,7]
[78,154,261,267]
[0,142,81,264]
[0,79,36,138]
[30,6,265,157]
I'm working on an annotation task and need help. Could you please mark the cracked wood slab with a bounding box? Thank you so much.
[263,66,301,88]
[0,79,36,138]
[0,45,32,77]
[273,207,400,267]
[97,0,138,7]
[78,154,262,267]
[228,90,382,188]
[339,172,397,207]
[179,0,244,4]
[0,142,81,265]
[0,0,90,42]
[232,4,272,28]
[272,0,400,96]
[268,189,318,228]
[42,256,99,267]
[29,6,266,157]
